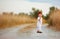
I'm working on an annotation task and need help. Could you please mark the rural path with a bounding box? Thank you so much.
[0,24,60,39]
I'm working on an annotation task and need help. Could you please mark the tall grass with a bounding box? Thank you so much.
[0,14,36,29]
[48,9,60,30]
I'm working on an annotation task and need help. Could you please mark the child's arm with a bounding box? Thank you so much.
[40,15,42,24]
[38,17,40,22]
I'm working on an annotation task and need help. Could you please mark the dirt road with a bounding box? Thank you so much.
[0,24,60,39]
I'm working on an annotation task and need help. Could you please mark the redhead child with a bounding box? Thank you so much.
[37,12,42,33]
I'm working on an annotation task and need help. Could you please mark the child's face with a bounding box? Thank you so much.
[38,14,42,17]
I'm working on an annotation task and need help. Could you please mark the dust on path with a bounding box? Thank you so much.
[0,24,60,39]
[0,23,35,39]
[18,24,60,39]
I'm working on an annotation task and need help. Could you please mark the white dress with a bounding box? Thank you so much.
[37,17,42,31]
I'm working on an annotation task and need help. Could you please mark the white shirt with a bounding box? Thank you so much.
[37,16,42,31]
[37,17,42,25]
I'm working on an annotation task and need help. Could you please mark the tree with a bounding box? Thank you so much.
[30,8,42,18]
[10,12,13,15]
[3,12,6,15]
[44,6,56,20]
[45,6,56,25]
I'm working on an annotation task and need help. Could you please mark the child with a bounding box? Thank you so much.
[37,11,42,33]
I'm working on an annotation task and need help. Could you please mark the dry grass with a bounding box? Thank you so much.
[48,9,60,31]
[0,13,46,29]
[0,14,36,29]
[42,18,47,24]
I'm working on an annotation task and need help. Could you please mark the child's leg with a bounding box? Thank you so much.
[36,25,42,33]
[39,25,42,31]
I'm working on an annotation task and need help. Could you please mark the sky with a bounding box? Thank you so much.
[0,0,60,16]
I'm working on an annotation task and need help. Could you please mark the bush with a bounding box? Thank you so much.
[30,8,42,18]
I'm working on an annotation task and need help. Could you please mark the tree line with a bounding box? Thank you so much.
[1,6,56,20]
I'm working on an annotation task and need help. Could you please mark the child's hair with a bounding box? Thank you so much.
[38,11,42,15]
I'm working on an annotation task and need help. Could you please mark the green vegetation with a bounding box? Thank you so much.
[1,7,60,30]
[0,12,36,29]
[43,6,56,20]
[47,6,56,25]
[30,8,42,18]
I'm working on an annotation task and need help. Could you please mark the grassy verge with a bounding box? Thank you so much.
[48,9,60,31]
[0,14,36,29]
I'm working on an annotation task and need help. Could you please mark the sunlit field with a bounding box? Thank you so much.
[48,9,60,31]
[0,0,60,39]
[0,13,36,29]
